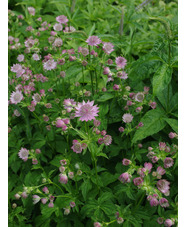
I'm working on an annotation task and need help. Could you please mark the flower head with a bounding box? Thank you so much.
[28,7,35,16]
[56,15,68,24]
[157,179,170,195]
[86,36,101,46]
[133,177,143,186]
[53,23,63,31]
[135,92,144,102]
[103,42,114,54]
[43,59,57,71]
[103,135,112,146]
[119,172,131,183]
[71,141,83,153]
[10,91,23,104]
[164,157,174,168]
[17,54,24,62]
[115,56,127,68]
[75,100,99,121]
[32,195,40,204]
[122,113,133,123]
[18,148,29,161]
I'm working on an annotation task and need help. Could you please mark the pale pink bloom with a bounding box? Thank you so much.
[94,222,102,227]
[32,93,41,103]
[59,166,65,173]
[63,26,76,33]
[43,59,57,71]
[169,132,176,139]
[41,198,48,204]
[156,166,166,177]
[159,142,166,150]
[14,109,21,117]
[159,198,169,208]
[48,201,54,208]
[56,15,68,24]
[10,90,23,104]
[53,38,63,47]
[98,138,104,144]
[113,84,120,90]
[164,157,174,168]
[64,208,70,215]
[11,64,22,73]
[32,53,40,61]
[42,186,49,194]
[164,219,174,227]
[35,149,41,154]
[80,47,89,56]
[152,156,159,163]
[117,217,124,224]
[21,192,28,198]
[133,177,143,186]
[117,71,128,79]
[18,148,29,161]
[144,162,153,173]
[75,100,99,122]
[119,126,124,132]
[71,141,83,153]
[101,130,107,136]
[53,23,63,31]
[28,7,35,16]
[32,195,40,204]
[115,56,127,68]
[157,179,170,195]
[122,113,133,123]
[32,158,38,165]
[68,172,74,179]
[103,67,110,75]
[70,201,76,207]
[107,59,113,64]
[56,119,65,128]
[17,54,24,62]
[86,36,101,46]
[103,135,112,146]
[14,193,21,199]
[149,101,156,109]
[103,42,114,54]
[157,217,164,224]
[135,92,144,102]
[60,159,67,165]
[122,159,131,166]
[144,86,150,94]
[94,119,101,127]
[119,172,131,183]
[149,197,159,207]
[59,174,68,184]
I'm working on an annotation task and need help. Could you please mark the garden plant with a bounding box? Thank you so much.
[8,0,178,226]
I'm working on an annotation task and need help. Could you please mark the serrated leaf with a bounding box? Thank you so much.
[153,64,173,95]
[132,109,166,143]
[97,93,114,102]
[164,118,178,133]
[80,180,92,200]
[97,153,108,159]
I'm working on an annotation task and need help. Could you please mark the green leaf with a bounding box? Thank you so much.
[96,152,108,159]
[152,64,173,96]
[132,109,166,143]
[164,118,178,133]
[97,93,114,102]
[80,180,92,200]
[88,23,95,36]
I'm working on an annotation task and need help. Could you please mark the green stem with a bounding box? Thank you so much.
[95,68,98,93]
[90,70,94,96]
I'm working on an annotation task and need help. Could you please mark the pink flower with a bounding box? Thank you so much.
[42,187,49,194]
[14,193,21,199]
[117,217,124,224]
[101,130,107,136]
[48,201,54,208]
[70,201,76,207]
[21,192,28,199]
[53,38,63,47]
[94,119,101,127]
[122,159,131,166]
[28,7,35,16]
[157,217,164,224]
[17,54,24,62]
[11,64,22,73]
[32,195,40,204]
[149,197,159,207]
[149,101,156,109]
[164,157,174,168]
[159,142,166,150]
[59,174,68,184]
[135,92,144,102]
[152,156,159,163]
[43,59,57,71]
[32,158,38,165]
[80,47,89,56]
[157,179,170,195]
[103,67,110,75]
[103,42,114,54]
[169,132,176,139]
[98,138,104,144]
[164,219,174,227]
[113,84,120,90]
[56,15,68,24]
[60,159,67,165]
[41,198,48,204]
[144,162,153,173]
[119,127,124,132]
[75,100,99,122]
[53,23,63,31]
[107,59,113,64]
[94,222,102,227]
[71,141,83,153]
[68,172,74,179]
[86,36,101,46]
[18,148,29,161]
[56,119,65,128]
[32,53,40,61]
[32,93,41,103]
[133,177,143,186]
[103,135,112,146]
[119,172,131,183]
[156,166,166,177]
[115,56,127,68]
[159,198,169,208]
[122,113,133,123]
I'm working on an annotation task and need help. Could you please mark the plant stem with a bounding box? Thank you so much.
[90,70,94,96]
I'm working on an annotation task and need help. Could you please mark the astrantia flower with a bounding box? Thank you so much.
[103,135,112,146]
[94,222,102,227]
[103,42,114,54]
[11,64,22,73]
[164,219,174,227]
[59,174,68,184]
[53,38,63,47]
[119,172,131,183]
[32,93,41,103]
[71,141,83,153]
[28,7,35,16]
[56,15,68,24]
[115,56,127,68]
[80,47,89,56]
[133,177,144,186]
[157,179,170,195]
[10,91,23,104]
[159,198,169,208]
[18,148,29,161]
[17,54,24,62]
[122,113,133,123]
[53,23,63,31]
[135,92,145,102]
[86,36,101,46]
[164,157,174,168]
[32,195,40,204]
[43,59,57,71]
[32,53,40,61]
[75,100,99,121]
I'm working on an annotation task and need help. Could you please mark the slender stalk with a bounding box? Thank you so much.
[95,68,98,93]
[90,70,94,96]
[167,41,171,112]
